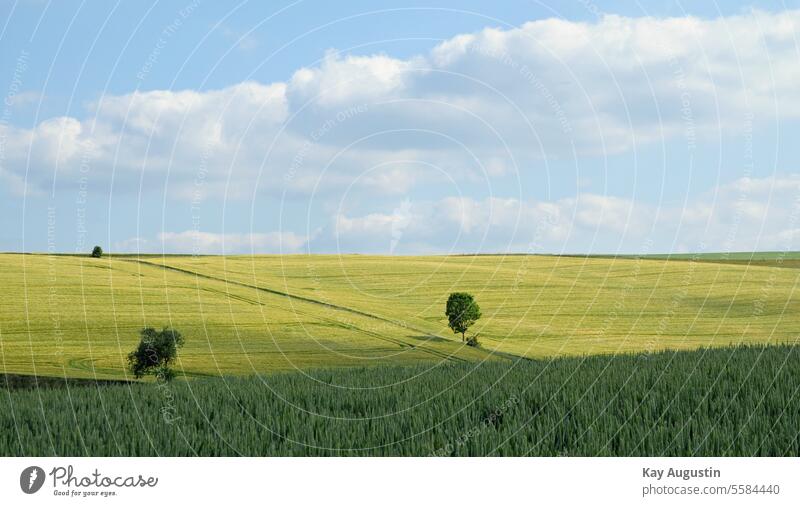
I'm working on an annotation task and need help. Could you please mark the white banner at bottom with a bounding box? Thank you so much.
[1,457,796,505]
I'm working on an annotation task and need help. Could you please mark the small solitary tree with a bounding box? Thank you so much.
[127,327,184,382]
[91,246,103,258]
[445,292,481,343]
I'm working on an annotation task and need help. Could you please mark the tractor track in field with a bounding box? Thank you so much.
[123,259,472,364]
[66,357,214,379]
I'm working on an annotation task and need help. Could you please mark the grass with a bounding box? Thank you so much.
[2,345,798,456]
[0,254,491,380]
[3,252,798,457]
[601,251,800,269]
[147,253,800,359]
[1,252,798,380]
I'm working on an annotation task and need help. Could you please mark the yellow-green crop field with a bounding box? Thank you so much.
[1,253,798,380]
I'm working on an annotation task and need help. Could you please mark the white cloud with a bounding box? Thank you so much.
[5,90,42,107]
[105,175,800,255]
[1,81,288,196]
[423,10,800,152]
[569,194,648,233]
[220,25,259,51]
[289,50,419,106]
[159,230,308,254]
[667,175,800,251]
[114,230,308,254]
[335,213,397,236]
[2,9,799,205]
[322,175,800,254]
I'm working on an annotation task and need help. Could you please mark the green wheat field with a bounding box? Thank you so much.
[1,252,799,455]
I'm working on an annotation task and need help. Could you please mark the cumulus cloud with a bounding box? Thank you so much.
[1,81,288,196]
[3,9,798,201]
[107,175,800,255]
[289,50,420,106]
[115,230,308,254]
[665,175,800,252]
[322,175,800,254]
[160,230,308,254]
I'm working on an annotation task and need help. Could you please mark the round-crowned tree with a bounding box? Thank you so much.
[445,292,481,342]
[91,246,103,258]
[127,327,184,382]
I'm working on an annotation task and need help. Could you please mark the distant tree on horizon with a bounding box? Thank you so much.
[445,292,481,343]
[91,246,103,258]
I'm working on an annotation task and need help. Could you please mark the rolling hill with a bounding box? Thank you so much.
[1,253,798,380]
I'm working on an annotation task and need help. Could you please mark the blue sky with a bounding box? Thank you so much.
[1,0,799,254]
